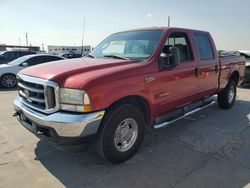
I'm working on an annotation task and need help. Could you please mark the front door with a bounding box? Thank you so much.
[154,31,199,117]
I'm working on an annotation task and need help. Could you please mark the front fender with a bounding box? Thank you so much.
[88,80,153,112]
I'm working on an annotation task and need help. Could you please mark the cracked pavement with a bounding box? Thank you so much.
[0,86,250,188]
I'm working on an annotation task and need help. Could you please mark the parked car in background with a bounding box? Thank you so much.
[0,51,36,64]
[245,61,250,83]
[60,53,82,59]
[238,50,250,84]
[0,54,64,88]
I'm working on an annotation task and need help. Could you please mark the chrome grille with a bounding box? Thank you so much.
[17,74,59,114]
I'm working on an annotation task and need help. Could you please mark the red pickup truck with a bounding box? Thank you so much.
[13,27,245,163]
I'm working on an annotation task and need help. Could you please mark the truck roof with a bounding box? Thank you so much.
[118,27,209,34]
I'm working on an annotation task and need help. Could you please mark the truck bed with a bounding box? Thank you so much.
[219,55,245,89]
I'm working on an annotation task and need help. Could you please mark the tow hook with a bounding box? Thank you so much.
[37,131,44,135]
[13,112,20,117]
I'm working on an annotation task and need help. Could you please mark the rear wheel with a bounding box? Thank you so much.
[97,104,145,163]
[1,74,17,88]
[217,80,237,109]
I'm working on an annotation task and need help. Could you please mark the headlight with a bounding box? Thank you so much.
[59,88,91,112]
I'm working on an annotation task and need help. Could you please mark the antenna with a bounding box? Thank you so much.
[81,16,86,55]
[25,32,28,46]
[168,16,171,27]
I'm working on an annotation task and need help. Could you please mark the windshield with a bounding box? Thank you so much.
[7,55,30,65]
[90,30,163,61]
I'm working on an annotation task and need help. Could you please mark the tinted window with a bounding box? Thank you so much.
[23,51,35,55]
[44,56,62,62]
[26,56,45,66]
[3,52,15,60]
[16,52,24,58]
[194,33,214,60]
[163,32,194,62]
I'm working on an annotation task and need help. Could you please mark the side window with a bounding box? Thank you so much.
[194,33,214,60]
[3,52,15,60]
[163,32,194,62]
[16,52,22,58]
[2,52,9,59]
[26,56,44,66]
[21,52,28,56]
[45,56,62,62]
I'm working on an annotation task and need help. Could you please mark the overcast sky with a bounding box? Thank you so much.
[0,0,250,50]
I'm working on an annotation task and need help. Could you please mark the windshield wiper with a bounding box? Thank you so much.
[86,54,95,58]
[103,54,129,60]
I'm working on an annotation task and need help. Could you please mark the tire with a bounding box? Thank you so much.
[1,74,17,88]
[97,104,145,164]
[217,80,237,109]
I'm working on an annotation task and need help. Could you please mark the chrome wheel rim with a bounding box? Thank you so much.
[2,75,16,88]
[114,118,138,152]
[228,86,235,104]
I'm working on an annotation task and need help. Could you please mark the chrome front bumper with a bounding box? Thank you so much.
[13,97,105,138]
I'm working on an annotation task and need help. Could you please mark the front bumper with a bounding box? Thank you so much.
[13,97,105,150]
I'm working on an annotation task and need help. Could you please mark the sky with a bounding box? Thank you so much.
[0,0,250,51]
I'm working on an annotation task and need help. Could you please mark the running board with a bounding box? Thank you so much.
[154,100,216,129]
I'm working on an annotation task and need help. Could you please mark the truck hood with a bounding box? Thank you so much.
[19,57,143,88]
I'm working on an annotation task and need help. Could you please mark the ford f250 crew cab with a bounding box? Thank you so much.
[13,27,245,163]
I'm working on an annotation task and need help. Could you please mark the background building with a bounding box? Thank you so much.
[47,45,91,55]
[0,44,40,52]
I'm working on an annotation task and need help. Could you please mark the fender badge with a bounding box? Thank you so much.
[145,76,156,83]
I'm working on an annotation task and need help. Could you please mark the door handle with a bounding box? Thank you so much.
[194,67,199,77]
[215,65,218,73]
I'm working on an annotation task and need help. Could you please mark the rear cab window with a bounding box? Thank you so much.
[194,33,214,61]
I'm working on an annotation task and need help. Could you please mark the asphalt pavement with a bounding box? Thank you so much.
[0,86,250,188]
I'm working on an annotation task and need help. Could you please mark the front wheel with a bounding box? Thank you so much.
[1,74,17,88]
[217,80,237,109]
[97,104,145,164]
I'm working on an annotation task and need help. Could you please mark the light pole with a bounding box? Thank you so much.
[25,33,28,46]
[81,16,86,55]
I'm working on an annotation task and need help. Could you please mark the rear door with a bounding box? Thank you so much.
[193,32,219,97]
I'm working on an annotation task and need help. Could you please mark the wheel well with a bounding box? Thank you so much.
[230,71,239,85]
[0,73,17,87]
[1,73,16,79]
[108,96,151,125]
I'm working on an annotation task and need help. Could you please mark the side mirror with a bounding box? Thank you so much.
[22,62,28,67]
[159,46,181,69]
